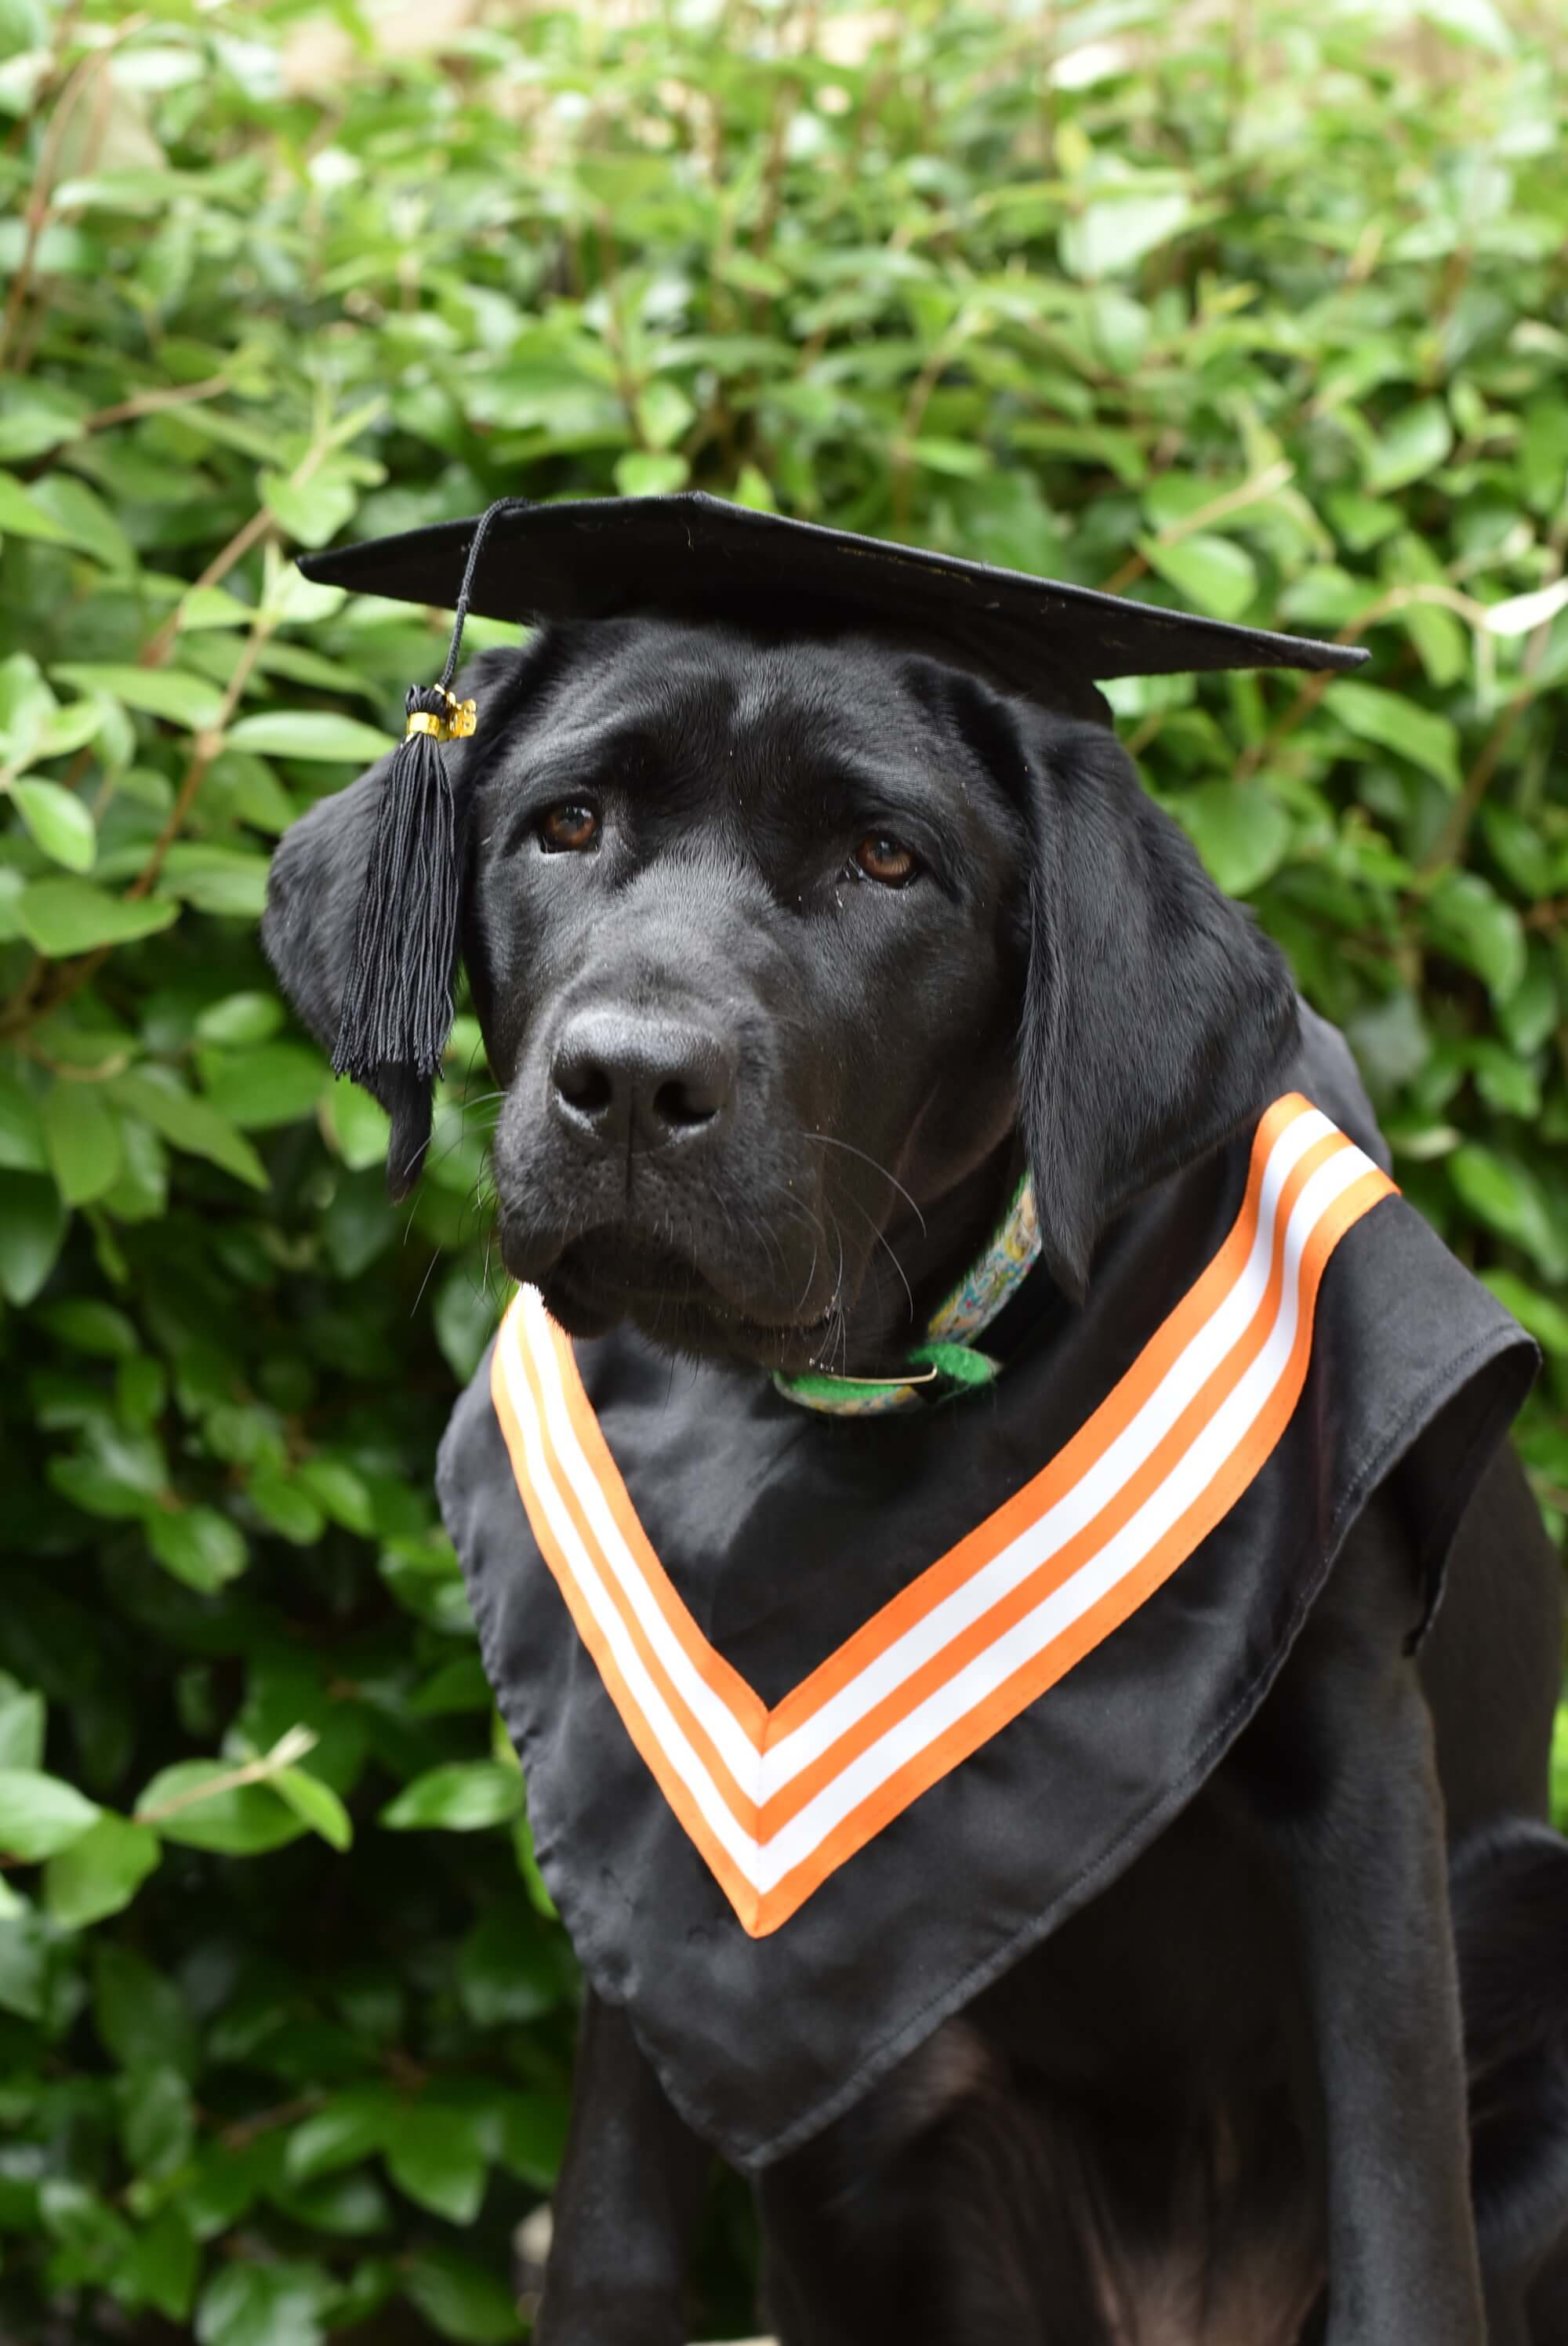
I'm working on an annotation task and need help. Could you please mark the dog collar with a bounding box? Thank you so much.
[772,1171,1044,1418]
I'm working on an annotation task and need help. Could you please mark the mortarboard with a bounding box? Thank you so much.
[295,492,1368,1109]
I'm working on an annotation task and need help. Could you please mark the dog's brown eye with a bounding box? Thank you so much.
[852,834,919,887]
[539,803,600,854]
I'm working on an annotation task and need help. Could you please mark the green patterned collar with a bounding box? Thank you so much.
[774,1173,1043,1418]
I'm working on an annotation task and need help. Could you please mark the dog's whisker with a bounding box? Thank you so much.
[842,1191,915,1328]
[409,1246,443,1318]
[802,1131,928,1239]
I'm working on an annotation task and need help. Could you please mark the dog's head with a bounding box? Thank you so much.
[264,621,1297,1374]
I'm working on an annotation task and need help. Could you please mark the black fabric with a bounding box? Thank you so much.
[437,1009,1535,2171]
[300,493,1367,723]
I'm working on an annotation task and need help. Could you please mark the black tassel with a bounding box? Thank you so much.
[331,497,524,1089]
[332,684,466,1082]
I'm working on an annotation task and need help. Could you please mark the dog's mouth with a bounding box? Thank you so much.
[545,1230,840,1369]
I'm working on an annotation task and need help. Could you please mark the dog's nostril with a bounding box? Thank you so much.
[653,1076,720,1130]
[555,1055,613,1116]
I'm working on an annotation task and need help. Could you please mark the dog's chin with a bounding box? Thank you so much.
[524,1234,842,1376]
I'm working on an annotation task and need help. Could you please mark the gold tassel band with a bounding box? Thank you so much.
[404,689,478,745]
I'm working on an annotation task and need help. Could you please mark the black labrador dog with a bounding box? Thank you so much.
[265,618,1568,2346]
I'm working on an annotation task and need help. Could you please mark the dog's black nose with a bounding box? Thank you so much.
[550,1009,735,1150]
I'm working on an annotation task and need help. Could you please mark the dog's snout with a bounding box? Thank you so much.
[550,1008,736,1150]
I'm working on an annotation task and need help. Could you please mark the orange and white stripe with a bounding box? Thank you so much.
[490,1094,1394,1937]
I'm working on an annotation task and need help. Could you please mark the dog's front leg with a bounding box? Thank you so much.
[1243,1503,1486,2346]
[537,1991,712,2346]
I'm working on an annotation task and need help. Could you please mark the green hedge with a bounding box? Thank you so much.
[0,1,1564,2336]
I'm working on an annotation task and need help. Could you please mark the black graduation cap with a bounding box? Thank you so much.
[299,492,1366,1098]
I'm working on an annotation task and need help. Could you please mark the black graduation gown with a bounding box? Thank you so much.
[437,1008,1535,2171]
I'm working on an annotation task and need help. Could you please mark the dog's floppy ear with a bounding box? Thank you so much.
[1015,713,1299,1300]
[262,647,517,1200]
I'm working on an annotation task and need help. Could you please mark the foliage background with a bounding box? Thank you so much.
[0,0,1564,2337]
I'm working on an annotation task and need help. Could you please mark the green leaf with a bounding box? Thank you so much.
[612,450,691,496]
[905,435,992,478]
[146,1505,249,1592]
[1172,782,1291,895]
[35,696,108,763]
[1521,399,1568,517]
[0,384,86,463]
[0,1768,101,1861]
[1469,1039,1538,1119]
[1481,1271,1568,1357]
[44,1813,162,1928]
[385,2103,489,2223]
[94,1943,197,2073]
[412,1656,493,1717]
[40,1296,137,1354]
[1140,534,1258,621]
[118,2208,199,2322]
[119,2062,196,2178]
[0,469,76,542]
[1498,955,1559,1057]
[0,1678,44,1771]
[202,1042,328,1130]
[295,1456,375,1533]
[496,2090,569,2188]
[11,779,96,871]
[1479,805,1552,901]
[226,710,390,763]
[322,1078,392,1170]
[273,1765,353,1851]
[1424,873,1526,1002]
[1448,1145,1567,1279]
[434,1267,501,1383]
[52,663,226,731]
[49,1421,166,1519]
[458,1909,569,2029]
[0,649,56,759]
[135,1761,306,1855]
[260,469,358,549]
[41,1081,124,1207]
[0,1068,46,1172]
[247,1466,326,1544]
[157,846,270,918]
[1365,400,1453,494]
[0,1915,48,2019]
[285,2088,397,2184]
[0,1170,67,1303]
[179,584,255,632]
[196,2260,330,2346]
[18,878,180,954]
[195,991,286,1047]
[1061,185,1191,277]
[380,1763,526,1834]
[1329,681,1461,789]
[106,1070,269,1188]
[273,2166,390,2236]
[403,2244,523,2343]
[27,472,135,573]
[634,379,696,451]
